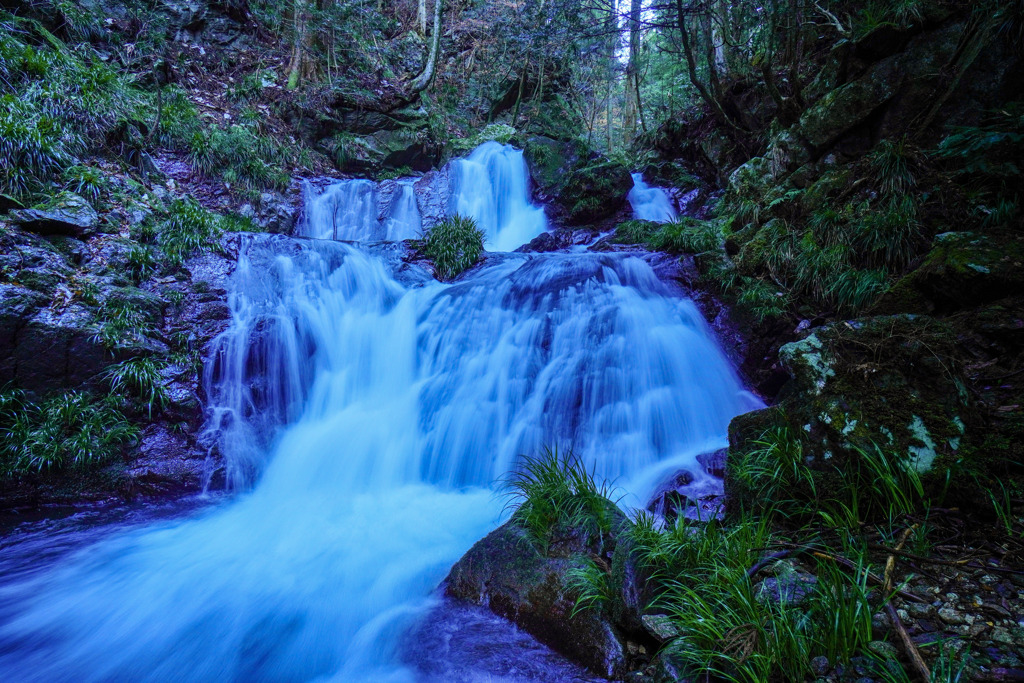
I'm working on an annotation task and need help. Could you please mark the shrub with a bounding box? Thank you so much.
[422,214,485,280]
[0,386,138,476]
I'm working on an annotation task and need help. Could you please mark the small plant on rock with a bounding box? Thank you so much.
[104,357,168,418]
[422,214,485,280]
[0,386,138,476]
[504,447,617,553]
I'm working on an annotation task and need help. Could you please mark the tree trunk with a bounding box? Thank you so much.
[286,0,308,89]
[417,0,427,35]
[675,0,736,129]
[623,0,641,145]
[605,0,617,152]
[409,0,442,93]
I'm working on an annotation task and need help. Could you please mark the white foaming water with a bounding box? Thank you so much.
[450,141,548,251]
[628,172,678,223]
[0,143,761,682]
[383,180,421,241]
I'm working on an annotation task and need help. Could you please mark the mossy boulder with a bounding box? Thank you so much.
[521,135,587,197]
[727,156,779,204]
[445,517,632,679]
[877,232,1024,316]
[521,137,632,224]
[333,128,439,174]
[10,192,99,237]
[559,161,634,225]
[726,315,974,511]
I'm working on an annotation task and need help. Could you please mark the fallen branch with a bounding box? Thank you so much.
[886,602,931,682]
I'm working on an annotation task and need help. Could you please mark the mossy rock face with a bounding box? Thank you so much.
[727,316,974,511]
[445,519,630,679]
[522,135,584,196]
[877,232,1024,316]
[727,156,778,204]
[561,160,634,225]
[335,128,440,174]
[798,61,898,148]
[802,167,853,212]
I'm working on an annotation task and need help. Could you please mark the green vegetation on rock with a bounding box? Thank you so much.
[421,214,485,280]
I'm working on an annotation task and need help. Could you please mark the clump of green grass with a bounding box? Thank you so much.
[187,123,292,193]
[0,386,138,476]
[92,295,158,350]
[103,357,168,418]
[504,447,617,553]
[731,426,926,527]
[126,244,157,283]
[422,214,485,280]
[649,217,723,253]
[61,164,106,204]
[158,198,222,266]
[612,219,657,244]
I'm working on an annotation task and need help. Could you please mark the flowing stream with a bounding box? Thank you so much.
[0,144,760,682]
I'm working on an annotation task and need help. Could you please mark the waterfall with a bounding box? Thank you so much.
[627,172,678,223]
[449,141,548,251]
[0,143,761,682]
[383,180,421,241]
[299,143,545,252]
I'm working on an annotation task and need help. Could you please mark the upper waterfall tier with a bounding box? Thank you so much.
[627,173,678,223]
[449,141,548,251]
[297,142,547,252]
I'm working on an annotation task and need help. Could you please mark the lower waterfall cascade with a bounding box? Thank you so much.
[627,173,679,223]
[0,144,761,682]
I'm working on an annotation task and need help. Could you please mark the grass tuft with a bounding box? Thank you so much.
[422,214,485,280]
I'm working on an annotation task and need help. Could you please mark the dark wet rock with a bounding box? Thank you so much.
[696,449,726,479]
[413,166,452,230]
[445,520,630,679]
[239,191,297,234]
[647,466,726,524]
[640,614,678,643]
[10,193,99,237]
[519,232,562,253]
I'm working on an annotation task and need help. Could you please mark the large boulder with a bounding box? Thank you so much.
[560,160,634,225]
[726,315,974,511]
[522,135,587,197]
[876,232,1024,316]
[522,136,633,224]
[445,500,644,679]
[332,128,440,174]
[10,192,99,237]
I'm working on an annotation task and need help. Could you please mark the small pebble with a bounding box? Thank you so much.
[868,640,899,660]
[939,607,966,625]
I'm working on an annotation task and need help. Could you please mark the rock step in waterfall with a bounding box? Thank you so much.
[0,143,761,682]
